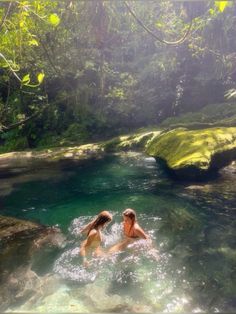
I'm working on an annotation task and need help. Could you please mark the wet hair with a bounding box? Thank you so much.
[123,208,137,222]
[87,211,112,236]
[123,208,137,233]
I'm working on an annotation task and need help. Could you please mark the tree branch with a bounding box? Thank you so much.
[124,1,192,46]
[0,92,79,134]
[0,2,12,31]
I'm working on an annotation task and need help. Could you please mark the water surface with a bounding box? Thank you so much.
[1,152,236,312]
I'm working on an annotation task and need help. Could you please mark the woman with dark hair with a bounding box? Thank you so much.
[80,211,112,266]
[109,208,149,253]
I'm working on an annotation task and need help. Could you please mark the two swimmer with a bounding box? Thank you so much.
[79,209,149,266]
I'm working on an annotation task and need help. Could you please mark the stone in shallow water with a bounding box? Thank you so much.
[6,279,75,313]
[0,215,45,283]
[2,266,60,312]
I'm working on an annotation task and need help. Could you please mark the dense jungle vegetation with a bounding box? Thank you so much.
[0,0,236,152]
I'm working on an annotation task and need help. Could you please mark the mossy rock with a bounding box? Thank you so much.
[103,131,160,152]
[146,127,236,179]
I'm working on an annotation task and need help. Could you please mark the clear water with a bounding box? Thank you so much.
[1,152,236,312]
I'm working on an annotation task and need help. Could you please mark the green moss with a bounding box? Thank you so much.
[146,127,236,172]
[103,137,121,152]
[161,103,236,129]
[103,131,160,152]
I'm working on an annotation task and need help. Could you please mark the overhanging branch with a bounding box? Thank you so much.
[0,93,80,134]
[0,2,12,31]
[124,1,192,46]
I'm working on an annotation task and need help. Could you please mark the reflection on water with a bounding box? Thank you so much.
[1,153,236,312]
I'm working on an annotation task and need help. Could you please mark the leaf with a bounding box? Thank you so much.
[155,22,163,28]
[37,72,45,84]
[29,39,39,46]
[21,74,30,85]
[209,8,216,15]
[49,13,60,26]
[215,1,228,12]
[85,61,95,69]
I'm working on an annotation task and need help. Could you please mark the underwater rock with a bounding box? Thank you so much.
[74,282,132,312]
[0,216,64,311]
[0,215,45,279]
[0,215,44,243]
[146,127,236,179]
[3,267,61,312]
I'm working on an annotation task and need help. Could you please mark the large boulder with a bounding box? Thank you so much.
[146,127,236,179]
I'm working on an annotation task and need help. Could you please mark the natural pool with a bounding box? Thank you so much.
[1,152,236,312]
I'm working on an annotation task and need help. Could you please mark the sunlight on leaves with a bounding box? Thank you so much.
[49,13,60,26]
[225,89,236,99]
[28,39,39,46]
[215,1,228,12]
[21,74,30,85]
[37,72,45,84]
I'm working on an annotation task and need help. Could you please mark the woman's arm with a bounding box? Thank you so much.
[135,225,149,239]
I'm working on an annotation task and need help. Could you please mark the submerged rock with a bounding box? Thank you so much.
[0,215,44,243]
[3,266,61,312]
[0,215,67,311]
[0,215,45,277]
[146,127,236,179]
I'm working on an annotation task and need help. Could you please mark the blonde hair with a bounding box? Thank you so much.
[123,208,137,221]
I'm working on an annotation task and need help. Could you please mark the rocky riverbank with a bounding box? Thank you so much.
[1,127,236,180]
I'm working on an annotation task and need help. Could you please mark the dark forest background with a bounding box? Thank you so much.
[0,0,235,151]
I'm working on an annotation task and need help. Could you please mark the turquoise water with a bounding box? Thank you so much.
[1,152,236,312]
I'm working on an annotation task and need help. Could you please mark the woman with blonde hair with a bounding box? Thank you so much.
[109,208,149,253]
[80,210,112,266]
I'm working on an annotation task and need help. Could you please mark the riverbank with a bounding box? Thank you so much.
[1,126,236,180]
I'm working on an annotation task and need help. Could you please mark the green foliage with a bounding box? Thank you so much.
[0,130,29,152]
[215,1,229,12]
[35,133,61,149]
[0,0,236,152]
[48,13,60,27]
[161,103,236,128]
[61,124,90,144]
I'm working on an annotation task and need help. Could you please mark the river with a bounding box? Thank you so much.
[0,152,236,312]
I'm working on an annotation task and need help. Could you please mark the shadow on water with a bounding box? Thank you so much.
[0,152,236,312]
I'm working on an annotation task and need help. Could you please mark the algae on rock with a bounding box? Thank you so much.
[103,131,160,152]
[146,127,236,178]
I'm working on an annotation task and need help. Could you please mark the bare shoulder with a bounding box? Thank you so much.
[134,223,148,239]
[88,229,98,238]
